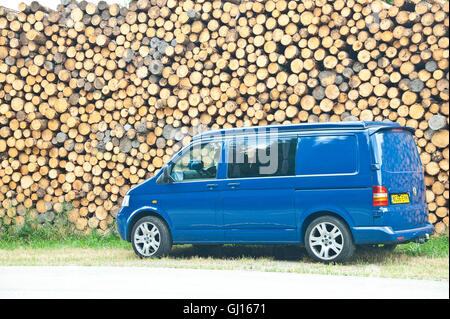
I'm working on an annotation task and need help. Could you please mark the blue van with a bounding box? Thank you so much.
[116,121,434,263]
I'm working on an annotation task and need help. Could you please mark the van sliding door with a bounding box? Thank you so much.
[220,135,298,243]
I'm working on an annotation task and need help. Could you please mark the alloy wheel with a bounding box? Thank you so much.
[133,222,161,257]
[309,222,344,260]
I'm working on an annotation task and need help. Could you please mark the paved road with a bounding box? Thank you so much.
[0,266,448,298]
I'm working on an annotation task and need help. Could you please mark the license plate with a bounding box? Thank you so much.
[391,193,410,204]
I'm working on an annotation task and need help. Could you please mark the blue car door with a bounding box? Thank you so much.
[219,134,298,243]
[156,139,224,243]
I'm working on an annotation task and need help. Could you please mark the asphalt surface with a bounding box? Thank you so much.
[0,266,448,299]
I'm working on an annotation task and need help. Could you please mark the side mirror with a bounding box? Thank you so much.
[188,160,204,171]
[156,166,172,184]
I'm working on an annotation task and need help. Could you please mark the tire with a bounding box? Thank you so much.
[304,216,355,263]
[131,216,172,258]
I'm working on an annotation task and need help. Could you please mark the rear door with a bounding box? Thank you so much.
[294,133,374,230]
[371,129,428,230]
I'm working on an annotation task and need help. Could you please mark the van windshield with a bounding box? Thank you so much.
[374,130,422,173]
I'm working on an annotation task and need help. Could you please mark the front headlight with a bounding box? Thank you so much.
[122,195,130,207]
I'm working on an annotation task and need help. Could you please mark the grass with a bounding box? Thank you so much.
[0,222,448,281]
[0,244,447,281]
[1,212,448,281]
[398,233,449,258]
[0,204,126,249]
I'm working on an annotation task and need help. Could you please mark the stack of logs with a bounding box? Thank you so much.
[0,0,448,234]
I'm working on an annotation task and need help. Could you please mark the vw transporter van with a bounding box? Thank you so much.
[116,121,434,263]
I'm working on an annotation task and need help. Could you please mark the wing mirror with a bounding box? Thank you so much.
[156,165,172,184]
[188,160,204,171]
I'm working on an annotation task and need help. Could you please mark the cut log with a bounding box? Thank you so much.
[0,0,446,232]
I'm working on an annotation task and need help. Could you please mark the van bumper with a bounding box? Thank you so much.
[351,223,434,244]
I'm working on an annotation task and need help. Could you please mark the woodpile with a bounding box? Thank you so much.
[0,0,448,234]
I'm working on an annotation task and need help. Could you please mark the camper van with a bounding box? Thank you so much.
[116,121,433,263]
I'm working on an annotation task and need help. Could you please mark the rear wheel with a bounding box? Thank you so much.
[131,216,172,258]
[305,216,355,263]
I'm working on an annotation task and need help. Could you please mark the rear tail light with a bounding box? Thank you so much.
[373,186,389,206]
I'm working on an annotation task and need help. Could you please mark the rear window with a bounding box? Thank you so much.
[296,135,358,175]
[374,130,421,172]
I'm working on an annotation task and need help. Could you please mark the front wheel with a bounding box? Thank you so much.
[305,216,355,263]
[131,216,172,258]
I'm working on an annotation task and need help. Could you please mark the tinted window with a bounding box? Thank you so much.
[297,135,358,175]
[374,131,421,172]
[227,136,297,178]
[170,141,222,182]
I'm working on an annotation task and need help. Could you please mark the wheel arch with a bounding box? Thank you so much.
[126,209,172,242]
[300,210,354,244]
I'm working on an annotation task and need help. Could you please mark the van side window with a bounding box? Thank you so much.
[227,136,297,178]
[170,141,222,182]
[297,135,358,175]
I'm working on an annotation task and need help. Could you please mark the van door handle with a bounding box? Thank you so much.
[206,184,218,190]
[227,183,240,189]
